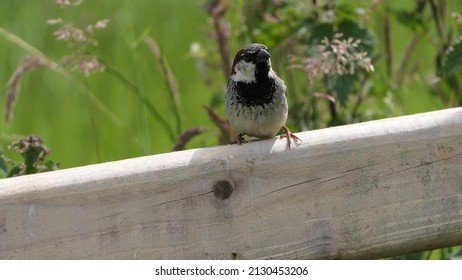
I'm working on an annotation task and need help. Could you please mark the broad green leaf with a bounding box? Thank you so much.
[391,9,428,36]
[442,39,462,76]
[336,3,360,23]
[325,74,356,106]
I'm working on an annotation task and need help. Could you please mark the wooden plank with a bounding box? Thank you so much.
[0,108,461,259]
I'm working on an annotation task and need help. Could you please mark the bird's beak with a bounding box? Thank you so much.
[256,49,270,63]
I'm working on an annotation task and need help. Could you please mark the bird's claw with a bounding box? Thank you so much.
[229,134,247,145]
[236,134,247,145]
[280,125,301,149]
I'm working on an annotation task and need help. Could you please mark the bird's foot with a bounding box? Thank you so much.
[229,133,248,145]
[280,125,301,149]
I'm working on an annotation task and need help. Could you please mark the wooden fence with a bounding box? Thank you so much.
[0,108,461,259]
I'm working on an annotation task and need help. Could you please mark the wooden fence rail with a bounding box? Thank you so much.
[1,108,461,259]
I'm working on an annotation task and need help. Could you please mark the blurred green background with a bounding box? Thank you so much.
[1,0,461,168]
[0,0,461,259]
[1,0,213,167]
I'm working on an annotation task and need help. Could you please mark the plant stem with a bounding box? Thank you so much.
[145,37,183,135]
[384,14,392,80]
[396,35,419,86]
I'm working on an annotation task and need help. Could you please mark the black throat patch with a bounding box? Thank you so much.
[234,62,275,107]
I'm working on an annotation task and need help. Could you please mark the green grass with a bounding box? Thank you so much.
[1,0,215,168]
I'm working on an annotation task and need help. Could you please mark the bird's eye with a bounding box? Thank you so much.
[243,52,253,61]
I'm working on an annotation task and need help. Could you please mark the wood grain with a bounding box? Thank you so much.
[1,108,461,259]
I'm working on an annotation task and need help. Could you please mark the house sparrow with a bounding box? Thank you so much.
[225,43,300,148]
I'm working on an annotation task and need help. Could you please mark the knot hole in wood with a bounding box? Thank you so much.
[213,180,234,200]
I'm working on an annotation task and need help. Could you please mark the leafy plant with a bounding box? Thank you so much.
[200,0,461,135]
[0,135,59,178]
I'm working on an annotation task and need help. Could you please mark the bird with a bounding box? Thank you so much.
[225,43,300,148]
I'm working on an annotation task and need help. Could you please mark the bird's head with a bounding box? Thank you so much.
[230,43,272,84]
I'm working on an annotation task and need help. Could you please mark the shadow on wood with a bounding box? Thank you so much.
[0,108,461,259]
